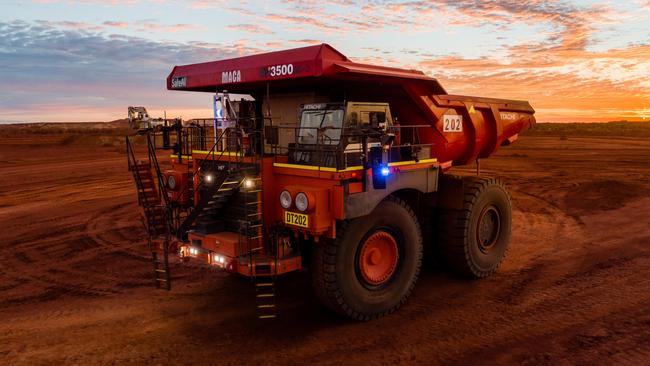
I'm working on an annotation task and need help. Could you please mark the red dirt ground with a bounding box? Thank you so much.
[1,128,649,365]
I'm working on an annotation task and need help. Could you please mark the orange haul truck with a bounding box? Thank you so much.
[126,44,535,320]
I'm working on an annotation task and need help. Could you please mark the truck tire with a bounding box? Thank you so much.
[311,196,422,320]
[438,177,512,278]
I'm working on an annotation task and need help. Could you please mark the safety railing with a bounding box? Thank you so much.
[146,133,169,207]
[126,135,173,242]
[125,136,151,207]
[264,124,435,171]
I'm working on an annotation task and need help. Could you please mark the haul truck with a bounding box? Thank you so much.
[126,44,535,320]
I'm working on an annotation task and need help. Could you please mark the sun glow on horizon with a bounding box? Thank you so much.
[0,1,649,123]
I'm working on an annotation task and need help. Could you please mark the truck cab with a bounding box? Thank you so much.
[290,102,396,169]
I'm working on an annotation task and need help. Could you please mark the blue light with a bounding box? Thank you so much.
[380,166,390,176]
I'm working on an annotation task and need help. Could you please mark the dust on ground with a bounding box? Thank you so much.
[1,125,649,365]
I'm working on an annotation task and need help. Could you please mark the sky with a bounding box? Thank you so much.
[1,0,649,123]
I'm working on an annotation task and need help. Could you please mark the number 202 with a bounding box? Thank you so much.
[445,118,461,131]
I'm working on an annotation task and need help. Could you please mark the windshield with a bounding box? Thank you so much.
[297,108,344,145]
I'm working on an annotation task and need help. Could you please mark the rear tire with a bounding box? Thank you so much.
[437,177,512,278]
[311,196,422,320]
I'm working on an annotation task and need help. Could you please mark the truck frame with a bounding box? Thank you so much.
[126,44,535,320]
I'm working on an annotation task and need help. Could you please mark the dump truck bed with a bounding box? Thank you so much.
[167,43,535,165]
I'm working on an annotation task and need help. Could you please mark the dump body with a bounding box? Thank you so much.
[167,43,535,166]
[395,88,536,164]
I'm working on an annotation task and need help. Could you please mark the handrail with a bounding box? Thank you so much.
[171,126,229,201]
[174,125,250,241]
[126,136,156,232]
[190,126,230,194]
[146,133,169,206]
[268,124,434,171]
[144,133,174,239]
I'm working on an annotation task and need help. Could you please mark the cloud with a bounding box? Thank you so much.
[35,19,103,31]
[2,0,649,123]
[227,23,274,35]
[287,39,322,45]
[0,20,246,122]
[103,21,129,28]
[139,22,206,33]
[417,43,650,122]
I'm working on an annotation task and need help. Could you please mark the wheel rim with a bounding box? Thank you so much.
[358,231,399,285]
[477,205,501,253]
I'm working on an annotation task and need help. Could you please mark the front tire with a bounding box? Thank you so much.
[437,176,512,278]
[311,196,422,320]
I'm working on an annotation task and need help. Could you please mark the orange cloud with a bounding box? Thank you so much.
[227,23,274,35]
[103,21,129,28]
[139,22,205,33]
[417,44,650,122]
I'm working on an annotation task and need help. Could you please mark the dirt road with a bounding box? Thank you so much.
[1,131,649,365]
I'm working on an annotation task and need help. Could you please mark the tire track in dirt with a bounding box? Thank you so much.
[324,190,649,365]
[391,250,650,365]
[0,201,153,306]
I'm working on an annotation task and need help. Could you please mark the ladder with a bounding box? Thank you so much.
[238,174,277,319]
[127,136,173,290]
[255,275,276,319]
[152,246,171,290]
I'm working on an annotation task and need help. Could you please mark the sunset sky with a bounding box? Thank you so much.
[1,0,649,123]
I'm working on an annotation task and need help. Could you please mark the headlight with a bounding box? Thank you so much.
[167,175,176,190]
[205,174,213,183]
[280,190,292,209]
[243,178,255,189]
[295,192,309,212]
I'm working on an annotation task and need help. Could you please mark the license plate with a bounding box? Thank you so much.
[284,211,309,228]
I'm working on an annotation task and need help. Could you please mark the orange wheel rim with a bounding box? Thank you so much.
[358,231,399,285]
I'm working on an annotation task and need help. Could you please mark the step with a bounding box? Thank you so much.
[141,200,162,206]
[146,208,165,213]
[144,206,165,212]
[202,209,222,216]
[147,210,166,216]
[208,197,229,204]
